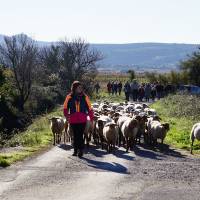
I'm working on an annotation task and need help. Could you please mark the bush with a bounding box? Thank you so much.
[160,93,200,120]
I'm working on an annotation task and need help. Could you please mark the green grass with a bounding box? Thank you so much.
[0,106,63,167]
[151,94,200,154]
[91,90,126,103]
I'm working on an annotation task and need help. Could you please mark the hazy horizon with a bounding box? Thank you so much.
[1,33,200,45]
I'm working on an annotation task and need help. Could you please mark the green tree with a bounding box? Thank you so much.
[180,48,200,86]
[127,69,135,81]
[144,72,157,83]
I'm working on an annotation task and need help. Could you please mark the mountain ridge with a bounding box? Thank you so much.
[0,34,199,72]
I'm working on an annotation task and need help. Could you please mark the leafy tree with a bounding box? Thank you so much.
[180,48,200,86]
[144,72,157,83]
[127,69,135,81]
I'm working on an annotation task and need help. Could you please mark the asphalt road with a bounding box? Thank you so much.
[0,143,200,200]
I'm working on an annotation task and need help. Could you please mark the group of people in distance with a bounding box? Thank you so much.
[93,79,175,102]
[109,79,174,102]
[106,81,123,95]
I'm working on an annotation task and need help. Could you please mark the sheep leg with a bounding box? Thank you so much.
[53,132,56,145]
[126,137,129,152]
[118,129,122,147]
[108,143,111,153]
[191,137,194,154]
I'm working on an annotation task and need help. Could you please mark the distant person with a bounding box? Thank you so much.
[130,79,139,101]
[63,81,94,158]
[138,84,145,101]
[156,82,163,99]
[114,81,118,95]
[107,81,112,95]
[118,81,123,95]
[94,82,100,94]
[111,81,115,95]
[145,83,151,102]
[124,81,131,101]
[151,84,156,101]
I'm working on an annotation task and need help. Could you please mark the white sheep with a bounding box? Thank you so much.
[190,123,200,154]
[117,116,130,146]
[144,108,157,116]
[49,117,65,145]
[121,117,138,152]
[146,116,161,144]
[150,121,169,144]
[95,115,113,149]
[103,121,118,153]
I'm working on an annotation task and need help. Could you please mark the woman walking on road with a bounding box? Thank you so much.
[63,81,94,158]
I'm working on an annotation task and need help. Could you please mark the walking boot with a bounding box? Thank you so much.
[78,149,83,158]
[72,149,77,156]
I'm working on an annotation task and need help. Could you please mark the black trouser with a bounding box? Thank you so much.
[132,89,138,101]
[71,123,86,153]
[125,92,129,101]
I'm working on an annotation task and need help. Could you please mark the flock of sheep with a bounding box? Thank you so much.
[49,101,200,155]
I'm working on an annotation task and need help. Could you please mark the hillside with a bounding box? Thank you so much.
[92,43,199,72]
[0,34,199,72]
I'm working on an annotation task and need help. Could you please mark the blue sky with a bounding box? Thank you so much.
[0,0,200,44]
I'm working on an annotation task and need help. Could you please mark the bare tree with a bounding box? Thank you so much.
[59,38,102,92]
[40,38,102,95]
[0,34,38,111]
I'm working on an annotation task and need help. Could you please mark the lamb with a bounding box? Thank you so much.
[150,121,170,144]
[49,117,65,145]
[190,123,200,154]
[103,121,118,153]
[121,117,138,152]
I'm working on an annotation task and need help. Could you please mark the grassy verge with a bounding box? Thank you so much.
[0,106,63,167]
[151,94,200,154]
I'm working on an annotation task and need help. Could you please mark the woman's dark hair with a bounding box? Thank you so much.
[71,80,82,94]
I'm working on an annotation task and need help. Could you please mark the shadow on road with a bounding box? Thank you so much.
[134,143,186,159]
[155,143,186,158]
[134,145,164,160]
[114,149,134,161]
[58,143,73,151]
[82,157,129,174]
[85,145,134,161]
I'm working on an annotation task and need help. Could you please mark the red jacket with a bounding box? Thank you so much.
[63,92,94,124]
